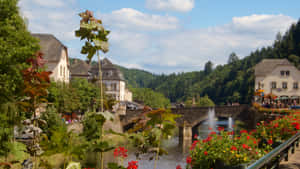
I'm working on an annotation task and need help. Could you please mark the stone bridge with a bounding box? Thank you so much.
[120,104,252,153]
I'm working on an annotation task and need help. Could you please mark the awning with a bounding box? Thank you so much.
[280,96,289,100]
[291,96,300,99]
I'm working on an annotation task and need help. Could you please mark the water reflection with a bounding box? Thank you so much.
[125,117,234,169]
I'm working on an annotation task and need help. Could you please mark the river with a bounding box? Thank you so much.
[124,110,234,169]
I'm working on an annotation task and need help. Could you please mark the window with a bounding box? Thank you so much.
[111,83,117,91]
[294,82,298,89]
[282,82,288,89]
[271,82,277,89]
[60,65,62,76]
[286,71,290,76]
[281,71,285,76]
[63,67,65,77]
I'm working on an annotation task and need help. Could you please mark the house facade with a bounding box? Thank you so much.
[72,58,132,102]
[32,34,70,83]
[254,59,300,104]
[70,59,90,80]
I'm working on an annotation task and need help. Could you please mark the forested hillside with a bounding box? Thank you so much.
[119,19,300,104]
[70,19,300,105]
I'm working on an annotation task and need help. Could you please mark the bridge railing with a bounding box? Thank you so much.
[247,132,300,169]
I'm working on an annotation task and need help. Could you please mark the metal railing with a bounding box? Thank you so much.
[247,132,300,169]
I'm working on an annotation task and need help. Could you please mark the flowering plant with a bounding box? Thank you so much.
[188,128,264,169]
[253,112,300,146]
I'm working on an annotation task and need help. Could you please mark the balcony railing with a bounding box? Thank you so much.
[247,132,300,169]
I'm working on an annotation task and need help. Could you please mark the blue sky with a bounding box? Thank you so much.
[19,0,299,74]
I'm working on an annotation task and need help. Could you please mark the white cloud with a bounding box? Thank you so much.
[109,30,150,55]
[19,0,78,41]
[100,8,179,31]
[107,14,296,73]
[32,0,65,8]
[146,0,195,12]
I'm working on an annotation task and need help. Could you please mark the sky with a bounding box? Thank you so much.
[19,0,299,74]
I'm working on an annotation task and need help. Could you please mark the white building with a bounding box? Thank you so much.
[32,34,70,83]
[254,59,300,104]
[90,58,132,102]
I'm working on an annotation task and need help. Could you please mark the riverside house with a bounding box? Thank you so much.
[254,59,300,105]
[33,33,70,83]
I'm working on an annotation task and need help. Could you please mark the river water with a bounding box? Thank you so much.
[124,109,234,169]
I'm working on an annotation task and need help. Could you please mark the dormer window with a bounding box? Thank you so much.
[280,71,285,76]
[286,71,290,76]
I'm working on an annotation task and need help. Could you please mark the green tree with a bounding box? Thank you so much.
[227,52,239,64]
[204,61,213,74]
[131,88,171,108]
[0,0,39,160]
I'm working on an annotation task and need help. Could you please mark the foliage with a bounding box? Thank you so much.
[116,65,156,88]
[21,52,51,117]
[189,129,264,169]
[130,88,171,108]
[0,0,39,104]
[128,109,179,169]
[8,142,29,162]
[253,112,300,144]
[186,112,300,169]
[117,20,300,105]
[185,95,215,107]
[75,10,109,61]
[47,82,80,114]
[0,0,39,159]
[40,106,65,137]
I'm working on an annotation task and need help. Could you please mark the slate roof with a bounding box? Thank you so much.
[32,33,67,62]
[254,59,293,76]
[70,59,90,76]
[91,58,125,81]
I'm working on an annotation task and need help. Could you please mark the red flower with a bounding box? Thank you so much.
[257,123,260,126]
[267,139,273,145]
[292,122,300,130]
[231,146,237,151]
[176,165,182,169]
[274,123,279,127]
[190,140,199,150]
[208,127,213,130]
[246,136,250,140]
[253,140,257,144]
[204,151,208,156]
[242,144,248,149]
[203,136,212,143]
[218,127,224,131]
[114,147,128,158]
[228,131,234,135]
[186,156,192,164]
[127,161,138,169]
[209,131,216,136]
[194,134,198,139]
[240,130,248,134]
